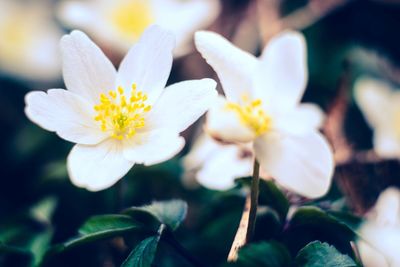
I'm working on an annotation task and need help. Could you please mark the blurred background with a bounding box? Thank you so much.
[1,0,400,266]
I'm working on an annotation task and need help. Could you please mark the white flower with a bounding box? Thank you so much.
[24,26,217,191]
[354,77,400,159]
[194,30,334,198]
[357,187,400,267]
[0,0,62,81]
[183,133,255,190]
[57,0,220,57]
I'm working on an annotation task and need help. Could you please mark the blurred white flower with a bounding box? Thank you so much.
[357,187,400,267]
[183,133,254,190]
[58,0,220,57]
[355,77,400,159]
[0,0,62,81]
[25,26,217,191]
[195,30,334,198]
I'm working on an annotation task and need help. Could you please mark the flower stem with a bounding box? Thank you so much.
[227,159,260,261]
[246,159,260,242]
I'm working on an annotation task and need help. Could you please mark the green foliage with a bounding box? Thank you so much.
[283,206,361,257]
[327,211,363,235]
[53,214,141,252]
[235,241,291,267]
[123,199,188,231]
[236,178,289,221]
[42,200,188,266]
[0,197,56,267]
[120,200,188,266]
[121,236,160,267]
[295,241,357,267]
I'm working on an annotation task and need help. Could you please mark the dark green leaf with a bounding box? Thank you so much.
[0,197,56,267]
[284,207,358,258]
[29,230,53,267]
[295,241,357,267]
[289,207,361,238]
[55,215,141,252]
[258,180,289,222]
[124,200,187,231]
[0,242,31,256]
[235,241,291,267]
[235,178,289,221]
[327,211,363,235]
[121,236,160,267]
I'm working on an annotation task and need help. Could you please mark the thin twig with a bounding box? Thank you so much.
[227,159,260,262]
[227,195,251,262]
[246,160,260,242]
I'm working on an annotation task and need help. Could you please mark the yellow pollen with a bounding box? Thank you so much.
[226,95,272,136]
[93,83,152,140]
[110,0,154,39]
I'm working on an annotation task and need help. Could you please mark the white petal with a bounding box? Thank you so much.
[254,131,334,198]
[274,103,325,135]
[57,1,120,53]
[373,187,400,226]
[61,30,117,103]
[195,31,258,102]
[354,77,394,129]
[373,128,400,159]
[123,130,185,166]
[357,240,389,267]
[254,31,307,112]
[183,133,253,190]
[153,0,220,57]
[359,222,400,266]
[116,25,175,105]
[57,2,97,30]
[205,96,256,143]
[67,139,134,191]
[146,78,217,132]
[183,133,221,171]
[197,145,253,190]
[25,89,107,145]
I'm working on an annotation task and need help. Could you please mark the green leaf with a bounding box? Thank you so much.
[289,207,362,238]
[295,241,357,267]
[56,215,141,252]
[236,241,291,267]
[0,197,57,266]
[235,178,289,221]
[258,180,289,221]
[284,207,358,258]
[124,200,188,231]
[29,230,53,267]
[0,242,30,256]
[121,236,160,267]
[327,211,363,235]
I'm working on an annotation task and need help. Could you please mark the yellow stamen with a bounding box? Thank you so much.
[93,83,152,140]
[226,94,272,136]
[110,0,154,39]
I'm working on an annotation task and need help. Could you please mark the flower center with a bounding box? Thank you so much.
[226,95,272,136]
[110,0,154,39]
[94,84,152,140]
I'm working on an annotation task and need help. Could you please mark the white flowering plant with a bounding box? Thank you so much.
[1,1,400,267]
